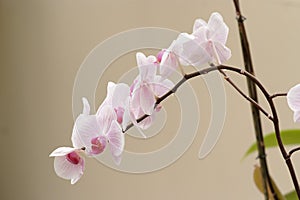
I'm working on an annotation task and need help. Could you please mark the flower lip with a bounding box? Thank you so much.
[66,151,81,165]
[91,136,107,155]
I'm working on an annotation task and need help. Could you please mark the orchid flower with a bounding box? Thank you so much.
[192,12,231,64]
[72,98,125,164]
[287,84,300,122]
[129,52,174,129]
[49,147,85,184]
[168,12,231,67]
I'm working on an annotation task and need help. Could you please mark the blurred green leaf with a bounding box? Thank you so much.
[285,191,297,200]
[244,129,300,159]
[253,165,285,200]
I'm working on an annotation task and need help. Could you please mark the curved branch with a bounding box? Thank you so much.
[219,65,300,197]
[218,68,273,121]
[123,63,300,198]
[289,147,300,158]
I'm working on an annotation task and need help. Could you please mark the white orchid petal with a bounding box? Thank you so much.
[150,77,174,97]
[49,147,75,157]
[71,114,100,153]
[213,41,231,63]
[294,110,300,123]
[136,52,147,66]
[136,53,157,81]
[111,83,130,108]
[128,99,152,132]
[140,86,156,115]
[208,12,229,44]
[138,64,157,82]
[107,121,124,158]
[121,98,132,131]
[193,27,209,43]
[193,18,207,32]
[71,176,81,185]
[97,105,117,134]
[97,82,116,115]
[82,97,90,115]
[160,51,179,79]
[287,84,300,111]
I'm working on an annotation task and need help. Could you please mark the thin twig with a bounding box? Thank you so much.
[270,93,287,99]
[289,147,300,157]
[217,68,273,120]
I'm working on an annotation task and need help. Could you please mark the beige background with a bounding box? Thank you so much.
[1,0,300,199]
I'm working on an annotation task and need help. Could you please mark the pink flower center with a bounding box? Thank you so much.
[91,136,107,155]
[66,151,81,165]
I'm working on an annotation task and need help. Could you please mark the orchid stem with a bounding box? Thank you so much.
[232,0,277,199]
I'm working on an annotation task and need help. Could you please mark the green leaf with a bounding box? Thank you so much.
[285,191,297,200]
[244,129,300,159]
[253,165,286,200]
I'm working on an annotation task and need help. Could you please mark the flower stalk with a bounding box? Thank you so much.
[232,0,275,199]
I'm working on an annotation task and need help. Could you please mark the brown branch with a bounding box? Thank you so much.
[232,1,275,199]
[123,64,300,199]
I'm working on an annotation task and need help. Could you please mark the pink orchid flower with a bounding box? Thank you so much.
[169,12,231,67]
[49,147,85,184]
[130,52,174,130]
[287,84,300,122]
[72,98,125,165]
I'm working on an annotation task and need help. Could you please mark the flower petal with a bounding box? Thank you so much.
[287,84,300,111]
[160,51,179,79]
[171,33,210,67]
[82,97,90,115]
[121,98,132,130]
[49,147,75,157]
[107,121,124,158]
[111,83,130,108]
[97,82,116,114]
[151,76,174,97]
[193,18,207,32]
[207,12,229,44]
[139,85,156,115]
[213,41,231,63]
[53,152,85,184]
[294,110,300,123]
[71,114,100,153]
[136,52,157,81]
[96,105,117,134]
[129,99,155,131]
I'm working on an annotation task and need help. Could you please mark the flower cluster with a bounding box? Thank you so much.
[49,12,231,184]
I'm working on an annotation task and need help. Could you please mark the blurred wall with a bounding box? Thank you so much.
[1,0,300,199]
